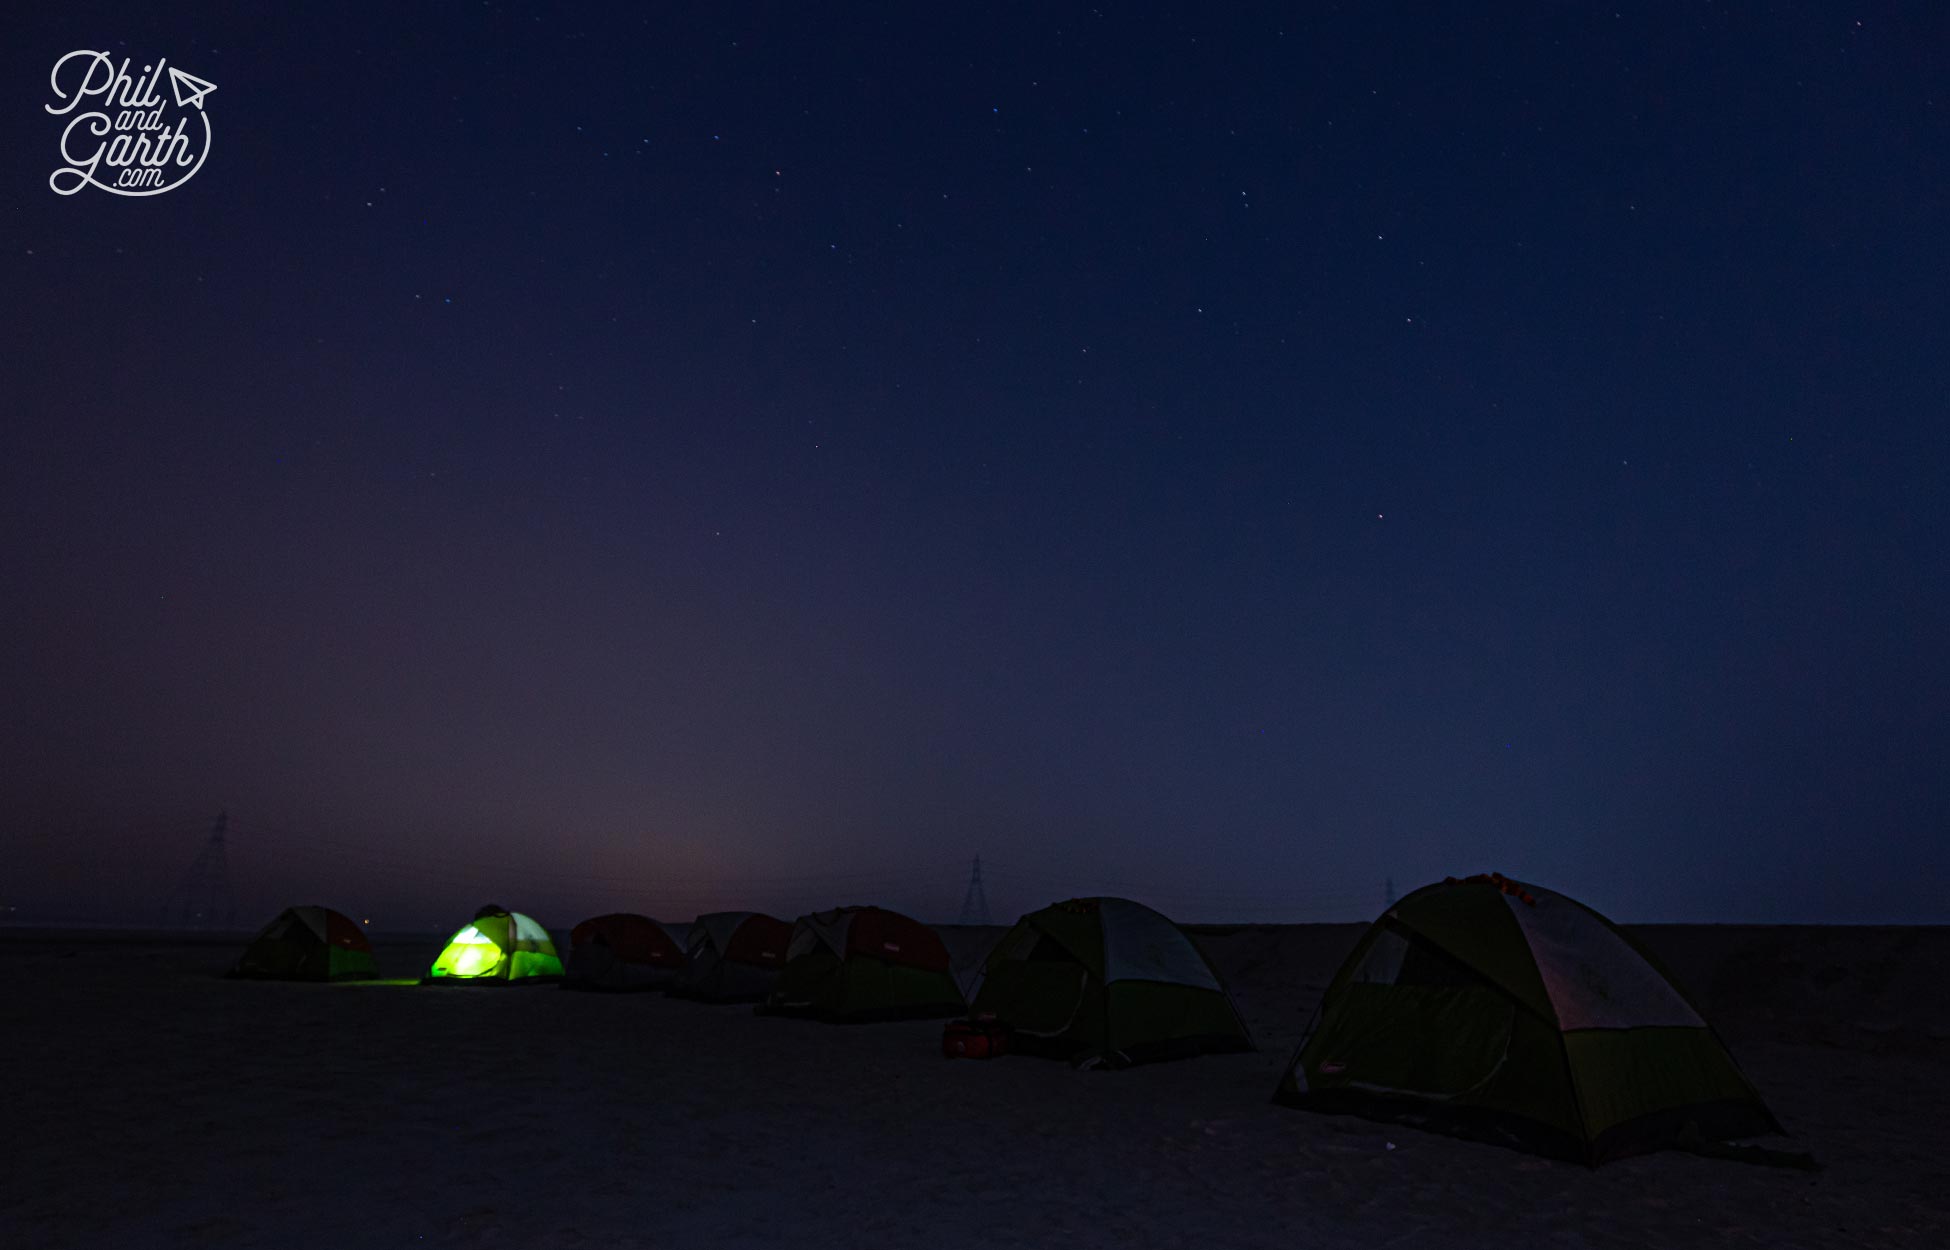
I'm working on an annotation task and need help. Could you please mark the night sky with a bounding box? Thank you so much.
[4,4,1945,929]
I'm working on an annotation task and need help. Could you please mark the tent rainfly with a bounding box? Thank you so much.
[231,905,376,981]
[668,911,792,1003]
[761,906,966,1022]
[1275,873,1801,1166]
[564,913,687,990]
[969,896,1254,1067]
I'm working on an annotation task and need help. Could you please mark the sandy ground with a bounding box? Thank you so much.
[2,923,1946,1249]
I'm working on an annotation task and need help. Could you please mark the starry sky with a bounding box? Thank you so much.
[3,3,1946,929]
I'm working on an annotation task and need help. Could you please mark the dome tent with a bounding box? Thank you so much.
[425,904,563,983]
[564,913,687,990]
[761,906,965,1022]
[667,911,792,1002]
[969,897,1253,1068]
[230,905,376,981]
[1275,873,1795,1166]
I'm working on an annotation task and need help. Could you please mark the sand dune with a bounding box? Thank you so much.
[2,924,1945,1248]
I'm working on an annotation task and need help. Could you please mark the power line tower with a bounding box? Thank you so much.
[161,810,237,929]
[957,855,992,926]
[1384,876,1397,908]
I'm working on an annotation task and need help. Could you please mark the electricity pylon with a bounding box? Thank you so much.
[957,855,992,926]
[161,810,237,928]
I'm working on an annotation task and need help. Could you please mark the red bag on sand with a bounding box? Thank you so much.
[942,1017,1011,1059]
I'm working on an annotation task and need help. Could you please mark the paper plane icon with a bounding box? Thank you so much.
[168,67,217,110]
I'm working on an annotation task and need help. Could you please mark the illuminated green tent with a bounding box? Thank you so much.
[425,905,563,983]
[970,897,1253,1067]
[1276,873,1791,1165]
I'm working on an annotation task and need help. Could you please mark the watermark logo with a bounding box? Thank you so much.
[46,51,216,196]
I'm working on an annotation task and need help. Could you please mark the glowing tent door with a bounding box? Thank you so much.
[429,921,507,979]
